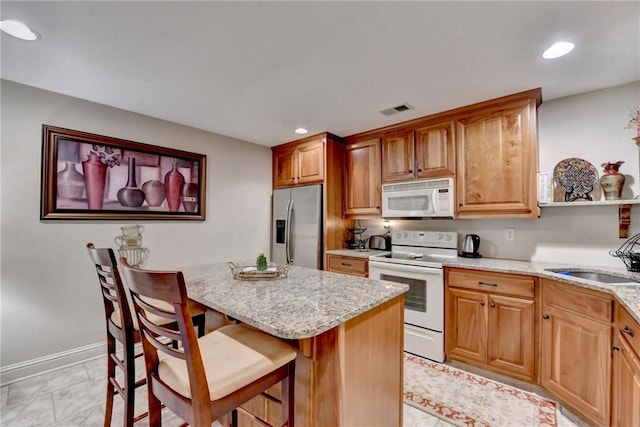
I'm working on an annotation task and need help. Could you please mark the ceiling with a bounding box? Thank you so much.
[1,1,639,147]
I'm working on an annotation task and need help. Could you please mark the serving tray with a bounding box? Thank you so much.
[227,262,289,281]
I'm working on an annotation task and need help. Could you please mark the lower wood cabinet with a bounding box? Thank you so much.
[611,304,640,427]
[540,279,612,427]
[445,268,536,381]
[326,254,368,277]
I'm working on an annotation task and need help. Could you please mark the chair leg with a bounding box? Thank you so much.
[194,312,205,337]
[104,336,116,427]
[230,409,238,427]
[147,387,163,427]
[281,361,295,427]
[123,341,136,427]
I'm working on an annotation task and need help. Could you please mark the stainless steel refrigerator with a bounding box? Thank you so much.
[271,184,323,269]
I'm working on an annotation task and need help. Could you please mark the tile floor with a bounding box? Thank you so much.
[0,354,583,427]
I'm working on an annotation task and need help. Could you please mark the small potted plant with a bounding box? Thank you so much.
[82,144,121,210]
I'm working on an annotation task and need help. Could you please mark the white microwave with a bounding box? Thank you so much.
[381,178,454,218]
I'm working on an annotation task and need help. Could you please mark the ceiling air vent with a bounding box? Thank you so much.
[379,103,413,116]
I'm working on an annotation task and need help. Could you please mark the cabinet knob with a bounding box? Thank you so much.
[417,168,422,172]
[543,314,550,320]
[622,325,635,337]
[459,203,463,207]
[480,301,486,306]
[408,169,413,173]
[490,302,496,308]
[612,345,621,352]
[341,262,352,267]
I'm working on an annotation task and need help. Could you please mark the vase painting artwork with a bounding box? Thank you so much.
[41,125,206,220]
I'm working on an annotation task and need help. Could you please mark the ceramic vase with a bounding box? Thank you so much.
[164,165,185,212]
[600,161,625,200]
[181,182,198,212]
[82,154,108,210]
[142,180,166,207]
[117,157,146,207]
[57,162,85,199]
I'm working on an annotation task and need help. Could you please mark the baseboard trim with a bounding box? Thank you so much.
[0,342,106,386]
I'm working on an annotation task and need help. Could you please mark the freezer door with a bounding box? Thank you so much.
[290,185,323,269]
[271,188,291,266]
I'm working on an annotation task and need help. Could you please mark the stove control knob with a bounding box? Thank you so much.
[437,233,443,240]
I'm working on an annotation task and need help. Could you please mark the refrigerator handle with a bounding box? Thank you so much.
[285,199,293,264]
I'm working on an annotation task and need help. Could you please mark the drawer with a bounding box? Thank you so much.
[327,255,368,277]
[447,268,534,298]
[616,303,640,356]
[542,279,612,323]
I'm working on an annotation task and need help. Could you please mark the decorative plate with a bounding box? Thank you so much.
[553,158,598,202]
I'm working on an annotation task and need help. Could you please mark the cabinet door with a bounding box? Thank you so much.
[414,121,455,179]
[445,287,487,364]
[297,140,324,185]
[382,129,415,183]
[612,333,640,427]
[487,294,535,380]
[541,304,611,427]
[344,138,381,216]
[273,146,297,188]
[455,98,538,218]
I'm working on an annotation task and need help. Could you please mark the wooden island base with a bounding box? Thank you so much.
[231,295,405,427]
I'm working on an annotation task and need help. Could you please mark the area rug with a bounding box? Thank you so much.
[404,353,558,427]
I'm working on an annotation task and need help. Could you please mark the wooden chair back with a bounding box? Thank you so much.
[86,243,137,345]
[119,257,212,426]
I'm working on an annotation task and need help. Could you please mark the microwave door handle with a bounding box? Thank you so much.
[285,199,293,264]
[431,190,438,213]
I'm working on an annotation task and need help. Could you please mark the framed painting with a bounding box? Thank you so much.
[40,125,206,220]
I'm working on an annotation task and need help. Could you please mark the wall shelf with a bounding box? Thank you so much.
[539,199,640,238]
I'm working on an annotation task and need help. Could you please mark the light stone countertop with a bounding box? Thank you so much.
[181,262,408,340]
[326,249,391,258]
[445,257,640,325]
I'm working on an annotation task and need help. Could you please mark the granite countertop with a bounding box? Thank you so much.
[445,257,640,325]
[181,262,408,340]
[326,249,391,258]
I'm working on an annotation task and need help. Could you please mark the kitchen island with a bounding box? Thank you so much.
[181,262,409,427]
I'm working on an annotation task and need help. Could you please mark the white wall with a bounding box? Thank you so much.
[0,80,273,380]
[362,81,640,268]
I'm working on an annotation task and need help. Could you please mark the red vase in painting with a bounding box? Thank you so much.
[164,165,185,212]
[82,154,108,210]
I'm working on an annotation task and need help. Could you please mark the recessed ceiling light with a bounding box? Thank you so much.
[294,128,308,135]
[0,19,39,41]
[542,41,574,59]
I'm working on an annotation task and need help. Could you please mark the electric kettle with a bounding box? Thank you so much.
[461,234,482,258]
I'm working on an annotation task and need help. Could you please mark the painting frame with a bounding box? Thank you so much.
[40,125,206,220]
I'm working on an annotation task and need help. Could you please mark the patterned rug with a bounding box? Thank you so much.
[404,353,558,427]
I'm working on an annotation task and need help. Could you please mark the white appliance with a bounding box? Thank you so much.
[381,178,454,219]
[271,184,323,269]
[369,230,458,362]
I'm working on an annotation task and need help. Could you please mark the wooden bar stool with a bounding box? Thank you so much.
[86,243,206,426]
[119,258,297,427]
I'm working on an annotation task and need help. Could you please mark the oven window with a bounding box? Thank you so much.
[380,274,426,312]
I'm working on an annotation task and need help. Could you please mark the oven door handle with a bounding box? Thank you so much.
[369,261,441,275]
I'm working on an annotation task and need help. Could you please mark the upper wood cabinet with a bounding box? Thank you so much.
[272,137,324,188]
[455,89,542,219]
[343,137,382,216]
[381,121,455,184]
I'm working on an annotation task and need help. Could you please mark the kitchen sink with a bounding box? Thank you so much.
[545,269,640,284]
